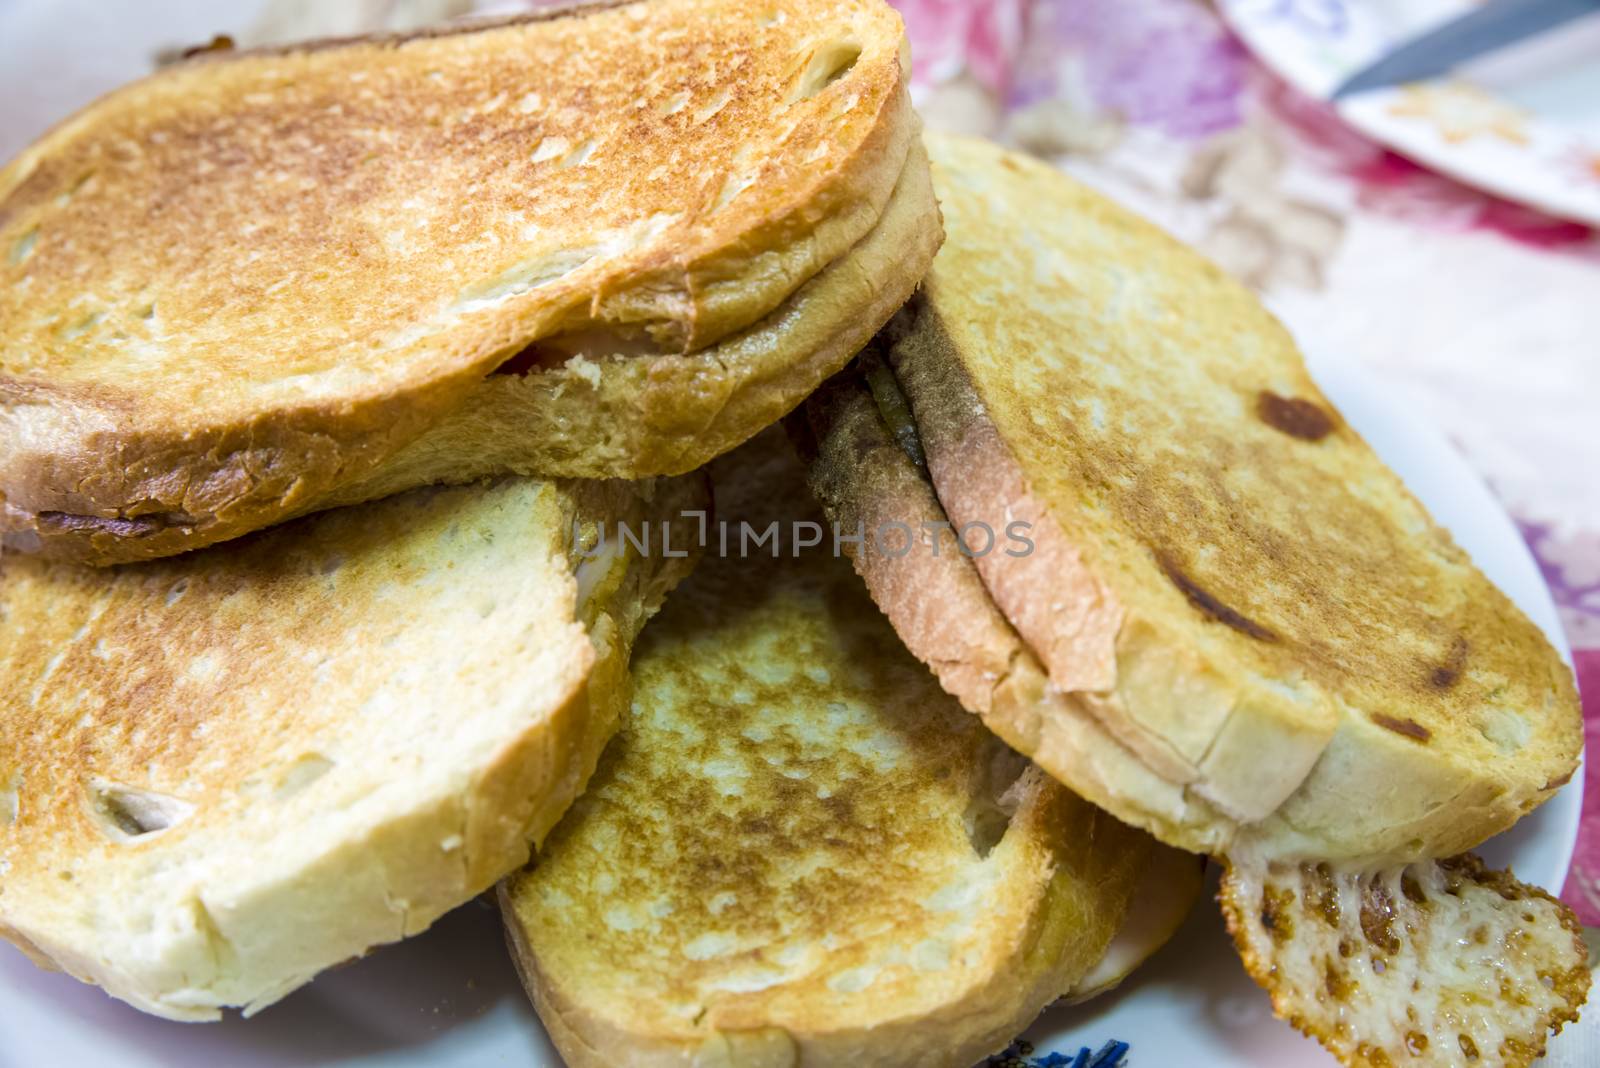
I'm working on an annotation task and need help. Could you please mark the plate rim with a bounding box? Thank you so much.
[1216,0,1600,228]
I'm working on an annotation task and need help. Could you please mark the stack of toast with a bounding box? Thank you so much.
[0,2,1587,1065]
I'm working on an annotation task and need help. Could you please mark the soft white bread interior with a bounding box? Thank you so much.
[500,430,1187,1067]
[0,472,703,1019]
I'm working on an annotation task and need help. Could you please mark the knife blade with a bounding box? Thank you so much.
[1331,0,1600,100]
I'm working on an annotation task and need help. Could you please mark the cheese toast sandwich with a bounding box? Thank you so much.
[800,133,1581,868]
[500,429,1199,1067]
[0,471,702,1020]
[796,134,1587,1066]
[0,0,939,565]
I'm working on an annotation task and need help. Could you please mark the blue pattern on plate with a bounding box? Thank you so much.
[982,1039,1131,1067]
[1241,0,1349,35]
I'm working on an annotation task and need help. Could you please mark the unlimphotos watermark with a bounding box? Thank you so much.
[574,511,1034,559]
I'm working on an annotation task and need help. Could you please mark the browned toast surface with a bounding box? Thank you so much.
[0,0,922,562]
[824,133,1580,862]
[501,431,1178,1066]
[0,472,702,1018]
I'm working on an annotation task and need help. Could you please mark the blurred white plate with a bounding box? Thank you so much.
[1218,0,1600,226]
[0,343,1582,1066]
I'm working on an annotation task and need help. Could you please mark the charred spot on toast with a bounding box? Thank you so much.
[1158,553,1275,641]
[153,34,235,68]
[182,35,235,60]
[1426,636,1470,691]
[1370,713,1432,744]
[1256,391,1336,442]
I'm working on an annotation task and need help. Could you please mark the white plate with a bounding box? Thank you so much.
[0,346,1583,1066]
[1218,0,1600,227]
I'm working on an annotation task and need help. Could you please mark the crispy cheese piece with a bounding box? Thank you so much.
[1220,855,1589,1067]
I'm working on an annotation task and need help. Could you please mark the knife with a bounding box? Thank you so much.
[1331,0,1600,100]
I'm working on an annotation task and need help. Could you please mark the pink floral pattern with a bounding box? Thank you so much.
[1021,0,1249,137]
[1571,652,1600,918]
[894,0,1028,96]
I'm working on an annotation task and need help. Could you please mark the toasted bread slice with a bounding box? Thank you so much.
[0,0,938,565]
[500,430,1185,1067]
[801,133,1581,864]
[797,361,1237,854]
[1220,856,1589,1067]
[0,472,702,1020]
[319,138,939,511]
[800,372,1587,1067]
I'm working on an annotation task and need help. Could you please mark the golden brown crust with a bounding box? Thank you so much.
[862,133,1580,864]
[798,366,1238,855]
[0,0,920,563]
[500,430,1173,1066]
[0,471,704,1019]
[334,138,941,492]
[8,132,939,565]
